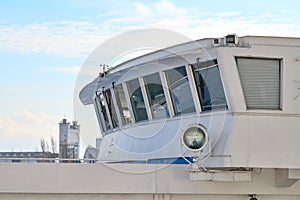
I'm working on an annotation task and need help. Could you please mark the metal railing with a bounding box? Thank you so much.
[0,157,97,163]
[0,154,232,164]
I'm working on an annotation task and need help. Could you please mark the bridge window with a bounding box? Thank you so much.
[192,60,227,111]
[94,98,105,133]
[104,89,119,128]
[143,73,169,119]
[127,78,148,122]
[165,66,196,115]
[95,94,111,130]
[114,84,132,125]
[236,57,281,110]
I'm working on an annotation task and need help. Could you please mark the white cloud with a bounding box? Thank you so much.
[0,21,107,57]
[39,66,81,74]
[154,0,187,16]
[105,0,188,25]
[0,111,62,151]
[134,2,152,16]
[214,11,241,17]
[93,1,300,39]
[0,0,300,58]
[98,11,122,18]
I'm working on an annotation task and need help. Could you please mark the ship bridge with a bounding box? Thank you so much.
[79,34,300,169]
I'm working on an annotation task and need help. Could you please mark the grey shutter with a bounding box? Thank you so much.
[236,58,280,109]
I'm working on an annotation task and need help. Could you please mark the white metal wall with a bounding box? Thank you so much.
[0,163,300,196]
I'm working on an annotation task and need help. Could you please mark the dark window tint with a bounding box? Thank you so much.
[165,66,195,115]
[144,73,169,119]
[127,79,148,122]
[192,60,227,111]
[104,89,119,128]
[95,94,111,130]
[114,84,132,124]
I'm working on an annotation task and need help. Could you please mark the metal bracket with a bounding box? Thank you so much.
[189,170,252,182]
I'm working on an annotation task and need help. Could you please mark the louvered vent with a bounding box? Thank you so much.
[236,58,281,110]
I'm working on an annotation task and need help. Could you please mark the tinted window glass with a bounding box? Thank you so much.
[94,98,106,132]
[193,60,227,111]
[96,94,111,130]
[144,73,169,119]
[104,89,119,128]
[114,84,132,124]
[165,66,195,115]
[127,79,148,122]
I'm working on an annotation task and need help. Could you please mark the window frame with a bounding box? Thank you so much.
[126,78,149,123]
[94,97,106,134]
[191,59,228,112]
[186,65,202,113]
[139,77,153,120]
[95,59,229,134]
[103,88,120,128]
[164,65,197,116]
[94,92,112,131]
[159,71,175,117]
[143,72,170,119]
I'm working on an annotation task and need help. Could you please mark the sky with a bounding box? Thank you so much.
[1,0,300,152]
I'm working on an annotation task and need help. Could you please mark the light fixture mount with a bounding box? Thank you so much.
[182,124,208,152]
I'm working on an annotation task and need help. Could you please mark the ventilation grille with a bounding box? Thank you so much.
[236,58,281,110]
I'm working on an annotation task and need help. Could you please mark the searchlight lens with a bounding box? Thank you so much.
[182,125,208,151]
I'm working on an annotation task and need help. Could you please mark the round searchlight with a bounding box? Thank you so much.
[182,124,208,152]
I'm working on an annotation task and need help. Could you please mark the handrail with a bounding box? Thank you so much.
[0,157,96,163]
[0,154,232,164]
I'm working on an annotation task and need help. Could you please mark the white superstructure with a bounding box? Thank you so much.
[80,34,300,182]
[1,34,300,200]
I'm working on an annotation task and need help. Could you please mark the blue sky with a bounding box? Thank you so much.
[1,0,300,152]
